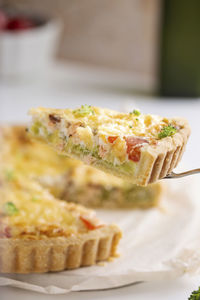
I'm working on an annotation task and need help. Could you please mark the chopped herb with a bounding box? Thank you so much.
[3,202,19,216]
[158,125,177,139]
[136,118,139,121]
[31,196,39,202]
[31,121,41,135]
[188,286,200,299]
[73,105,94,117]
[130,109,141,116]
[4,169,15,181]
[129,125,133,128]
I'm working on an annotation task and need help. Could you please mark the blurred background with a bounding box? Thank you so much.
[0,0,199,97]
[1,2,200,298]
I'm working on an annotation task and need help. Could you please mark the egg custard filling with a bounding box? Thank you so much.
[29,106,190,186]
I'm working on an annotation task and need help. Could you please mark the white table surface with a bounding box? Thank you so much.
[0,63,200,299]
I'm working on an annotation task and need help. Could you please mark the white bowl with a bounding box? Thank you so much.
[0,18,60,78]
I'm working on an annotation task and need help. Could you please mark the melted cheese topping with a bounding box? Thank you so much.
[0,126,83,197]
[29,106,177,165]
[0,164,99,239]
[30,106,172,139]
[1,126,76,177]
[0,127,105,239]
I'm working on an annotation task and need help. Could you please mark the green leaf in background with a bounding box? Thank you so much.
[188,287,200,300]
[188,286,200,299]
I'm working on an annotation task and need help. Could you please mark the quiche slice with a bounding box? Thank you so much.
[28,106,190,186]
[0,170,121,273]
[1,125,162,209]
[62,163,162,209]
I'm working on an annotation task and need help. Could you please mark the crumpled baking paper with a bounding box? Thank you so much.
[1,177,200,294]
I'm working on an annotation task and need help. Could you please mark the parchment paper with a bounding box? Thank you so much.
[1,177,200,294]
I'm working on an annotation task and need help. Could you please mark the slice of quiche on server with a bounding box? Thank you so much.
[0,169,121,273]
[28,105,190,186]
[1,125,162,209]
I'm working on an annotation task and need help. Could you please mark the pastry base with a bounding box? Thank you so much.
[0,225,121,274]
[140,118,191,185]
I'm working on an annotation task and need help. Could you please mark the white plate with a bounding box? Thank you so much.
[1,177,200,294]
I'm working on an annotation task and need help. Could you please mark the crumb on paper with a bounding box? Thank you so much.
[114,252,121,258]
[108,253,121,262]
[97,253,121,266]
[97,262,106,267]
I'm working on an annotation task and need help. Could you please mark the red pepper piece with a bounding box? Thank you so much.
[80,216,103,230]
[125,136,148,162]
[108,136,118,143]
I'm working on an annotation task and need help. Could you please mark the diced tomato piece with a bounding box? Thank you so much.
[128,146,141,162]
[125,136,148,162]
[80,216,103,230]
[108,136,118,143]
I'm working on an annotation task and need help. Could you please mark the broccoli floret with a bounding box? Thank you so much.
[3,202,19,216]
[130,109,141,116]
[4,169,15,181]
[188,286,200,300]
[73,105,94,117]
[158,124,177,139]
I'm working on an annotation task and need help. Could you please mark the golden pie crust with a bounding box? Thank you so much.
[134,118,191,185]
[0,225,121,273]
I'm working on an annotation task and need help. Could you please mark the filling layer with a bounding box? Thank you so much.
[29,106,179,168]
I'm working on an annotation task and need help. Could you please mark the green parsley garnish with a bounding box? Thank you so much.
[188,286,200,299]
[31,196,39,202]
[3,202,19,216]
[73,105,94,117]
[130,109,141,116]
[158,125,177,139]
[4,169,15,181]
[129,125,133,128]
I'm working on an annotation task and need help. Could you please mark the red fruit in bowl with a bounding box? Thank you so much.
[0,10,8,30]
[6,17,34,31]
